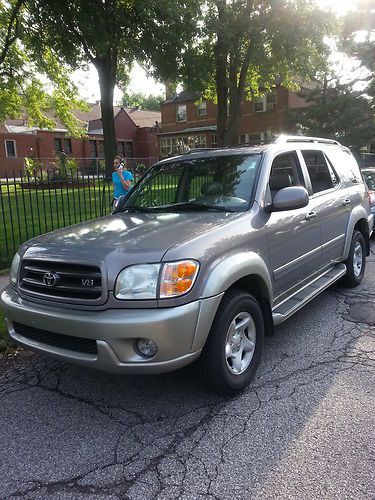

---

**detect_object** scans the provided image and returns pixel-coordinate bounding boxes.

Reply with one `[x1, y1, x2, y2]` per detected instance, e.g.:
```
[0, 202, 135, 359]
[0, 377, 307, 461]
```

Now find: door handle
[343, 198, 351, 206]
[305, 211, 317, 220]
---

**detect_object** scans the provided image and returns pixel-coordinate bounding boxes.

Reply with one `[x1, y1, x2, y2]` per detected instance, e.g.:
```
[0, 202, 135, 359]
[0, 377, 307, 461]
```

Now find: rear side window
[301, 150, 338, 194]
[325, 149, 362, 185]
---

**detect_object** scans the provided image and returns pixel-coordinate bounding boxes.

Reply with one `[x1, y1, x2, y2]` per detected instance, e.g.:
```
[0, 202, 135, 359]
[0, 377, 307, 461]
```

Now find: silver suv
[1, 136, 373, 394]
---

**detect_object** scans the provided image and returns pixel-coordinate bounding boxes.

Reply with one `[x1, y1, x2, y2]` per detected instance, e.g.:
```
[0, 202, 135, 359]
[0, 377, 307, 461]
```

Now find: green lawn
[0, 179, 114, 269]
[0, 309, 9, 353]
[0, 172, 204, 269]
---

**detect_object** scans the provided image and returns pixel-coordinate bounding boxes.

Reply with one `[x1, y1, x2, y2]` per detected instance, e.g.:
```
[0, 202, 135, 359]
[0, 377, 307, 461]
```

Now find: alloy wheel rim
[353, 241, 363, 277]
[225, 311, 256, 375]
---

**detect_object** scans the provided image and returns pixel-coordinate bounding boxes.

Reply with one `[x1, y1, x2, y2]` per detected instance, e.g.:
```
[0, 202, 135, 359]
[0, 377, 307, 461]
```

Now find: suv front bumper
[0, 286, 223, 374]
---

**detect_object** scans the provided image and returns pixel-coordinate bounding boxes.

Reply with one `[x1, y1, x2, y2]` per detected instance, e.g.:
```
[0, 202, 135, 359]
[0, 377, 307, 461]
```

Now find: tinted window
[325, 149, 362, 185]
[363, 170, 375, 190]
[269, 152, 303, 198]
[301, 150, 338, 193]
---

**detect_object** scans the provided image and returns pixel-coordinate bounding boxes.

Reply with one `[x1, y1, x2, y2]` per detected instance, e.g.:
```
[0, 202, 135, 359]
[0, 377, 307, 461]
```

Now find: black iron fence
[1, 152, 374, 270]
[0, 158, 151, 269]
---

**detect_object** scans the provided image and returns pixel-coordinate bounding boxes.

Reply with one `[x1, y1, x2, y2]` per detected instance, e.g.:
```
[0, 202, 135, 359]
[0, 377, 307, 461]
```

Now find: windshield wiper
[161, 202, 235, 212]
[118, 205, 156, 213]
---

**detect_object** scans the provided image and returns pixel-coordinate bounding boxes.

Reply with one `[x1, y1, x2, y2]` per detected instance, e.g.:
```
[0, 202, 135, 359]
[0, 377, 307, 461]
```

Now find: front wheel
[342, 230, 366, 287]
[198, 290, 264, 395]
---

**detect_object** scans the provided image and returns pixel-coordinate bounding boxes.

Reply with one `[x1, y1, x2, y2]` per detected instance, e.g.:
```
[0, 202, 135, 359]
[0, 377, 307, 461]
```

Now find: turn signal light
[160, 260, 199, 298]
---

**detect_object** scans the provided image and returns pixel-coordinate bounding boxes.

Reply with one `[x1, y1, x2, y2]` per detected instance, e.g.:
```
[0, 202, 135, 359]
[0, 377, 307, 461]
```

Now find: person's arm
[118, 169, 132, 190]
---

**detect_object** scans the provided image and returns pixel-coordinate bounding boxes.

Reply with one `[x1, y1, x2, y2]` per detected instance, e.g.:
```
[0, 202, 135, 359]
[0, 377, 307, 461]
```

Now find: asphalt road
[1, 244, 375, 500]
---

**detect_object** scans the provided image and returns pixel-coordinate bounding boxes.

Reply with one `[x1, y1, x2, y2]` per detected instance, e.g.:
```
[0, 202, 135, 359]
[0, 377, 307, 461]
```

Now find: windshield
[121, 154, 262, 212]
[363, 170, 375, 190]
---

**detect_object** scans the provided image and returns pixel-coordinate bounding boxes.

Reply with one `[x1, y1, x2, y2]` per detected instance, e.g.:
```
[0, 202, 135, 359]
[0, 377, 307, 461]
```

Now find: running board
[272, 264, 347, 325]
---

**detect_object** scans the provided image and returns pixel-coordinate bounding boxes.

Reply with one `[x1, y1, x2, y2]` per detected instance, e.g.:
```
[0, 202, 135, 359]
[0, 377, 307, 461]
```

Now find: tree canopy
[171, 0, 336, 146]
[0, 0, 87, 136]
[120, 91, 164, 112]
[287, 75, 375, 148]
[26, 0, 201, 174]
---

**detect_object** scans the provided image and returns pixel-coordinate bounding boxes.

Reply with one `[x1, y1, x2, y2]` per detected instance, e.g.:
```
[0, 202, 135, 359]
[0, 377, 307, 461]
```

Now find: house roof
[76, 103, 161, 128]
[162, 90, 198, 104]
[3, 103, 161, 133]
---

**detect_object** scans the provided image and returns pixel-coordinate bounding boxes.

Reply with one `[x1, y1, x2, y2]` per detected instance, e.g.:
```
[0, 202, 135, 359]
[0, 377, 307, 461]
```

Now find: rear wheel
[199, 289, 264, 395]
[342, 230, 366, 287]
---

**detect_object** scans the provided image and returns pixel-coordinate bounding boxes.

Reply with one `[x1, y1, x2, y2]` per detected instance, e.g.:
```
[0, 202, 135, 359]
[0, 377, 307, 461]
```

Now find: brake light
[369, 190, 375, 204]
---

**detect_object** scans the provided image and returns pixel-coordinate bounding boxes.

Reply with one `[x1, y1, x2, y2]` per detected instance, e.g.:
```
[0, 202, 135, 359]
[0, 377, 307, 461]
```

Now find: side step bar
[272, 264, 347, 326]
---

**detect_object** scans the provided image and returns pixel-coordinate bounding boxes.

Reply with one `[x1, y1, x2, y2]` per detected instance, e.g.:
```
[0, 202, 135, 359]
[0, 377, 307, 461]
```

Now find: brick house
[0, 104, 161, 176]
[158, 87, 307, 157]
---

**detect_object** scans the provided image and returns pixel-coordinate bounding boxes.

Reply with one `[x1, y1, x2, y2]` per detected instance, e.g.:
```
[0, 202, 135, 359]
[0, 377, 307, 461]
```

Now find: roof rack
[275, 135, 342, 146]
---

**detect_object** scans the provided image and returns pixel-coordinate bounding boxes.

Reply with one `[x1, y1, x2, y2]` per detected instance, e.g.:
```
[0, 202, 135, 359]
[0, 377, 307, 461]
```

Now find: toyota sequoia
[1, 136, 373, 394]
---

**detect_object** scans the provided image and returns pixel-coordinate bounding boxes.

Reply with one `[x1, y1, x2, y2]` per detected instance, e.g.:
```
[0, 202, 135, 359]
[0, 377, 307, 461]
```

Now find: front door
[265, 151, 321, 299]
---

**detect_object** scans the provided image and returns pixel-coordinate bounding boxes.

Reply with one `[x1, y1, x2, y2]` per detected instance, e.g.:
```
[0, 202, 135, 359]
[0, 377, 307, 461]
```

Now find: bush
[24, 158, 48, 181]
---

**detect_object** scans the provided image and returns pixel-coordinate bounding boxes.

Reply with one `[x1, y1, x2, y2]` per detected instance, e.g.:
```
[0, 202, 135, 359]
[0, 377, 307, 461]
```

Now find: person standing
[112, 155, 133, 204]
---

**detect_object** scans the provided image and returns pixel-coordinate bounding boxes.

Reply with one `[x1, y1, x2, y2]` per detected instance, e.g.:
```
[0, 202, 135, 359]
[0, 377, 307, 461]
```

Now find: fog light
[136, 338, 158, 358]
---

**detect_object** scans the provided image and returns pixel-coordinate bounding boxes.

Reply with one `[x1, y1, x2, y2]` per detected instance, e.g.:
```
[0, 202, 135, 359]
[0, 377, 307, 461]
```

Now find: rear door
[265, 151, 322, 299]
[300, 149, 351, 266]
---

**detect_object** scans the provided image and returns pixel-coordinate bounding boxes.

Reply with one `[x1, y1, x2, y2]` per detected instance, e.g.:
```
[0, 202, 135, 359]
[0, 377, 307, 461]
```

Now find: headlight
[114, 259, 200, 300]
[160, 260, 199, 298]
[115, 263, 160, 299]
[9, 253, 20, 285]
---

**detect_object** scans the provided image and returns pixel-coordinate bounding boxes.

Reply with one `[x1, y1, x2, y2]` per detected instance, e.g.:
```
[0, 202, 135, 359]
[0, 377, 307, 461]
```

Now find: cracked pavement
[1, 243, 375, 499]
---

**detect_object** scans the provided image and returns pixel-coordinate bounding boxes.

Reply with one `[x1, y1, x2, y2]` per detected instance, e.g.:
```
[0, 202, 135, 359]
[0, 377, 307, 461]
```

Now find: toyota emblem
[43, 272, 57, 287]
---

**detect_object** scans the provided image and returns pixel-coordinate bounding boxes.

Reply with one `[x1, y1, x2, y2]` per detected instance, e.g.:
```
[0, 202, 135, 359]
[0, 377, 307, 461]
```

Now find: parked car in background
[1, 136, 373, 395]
[362, 168, 375, 217]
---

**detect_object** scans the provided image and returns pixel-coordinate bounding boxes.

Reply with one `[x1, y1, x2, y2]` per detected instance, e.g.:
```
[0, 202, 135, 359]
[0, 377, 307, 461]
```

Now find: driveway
[1, 244, 375, 499]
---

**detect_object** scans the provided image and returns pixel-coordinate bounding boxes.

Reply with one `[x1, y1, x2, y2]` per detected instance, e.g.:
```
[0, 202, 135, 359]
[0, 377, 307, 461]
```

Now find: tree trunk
[214, 0, 228, 148]
[94, 54, 117, 178]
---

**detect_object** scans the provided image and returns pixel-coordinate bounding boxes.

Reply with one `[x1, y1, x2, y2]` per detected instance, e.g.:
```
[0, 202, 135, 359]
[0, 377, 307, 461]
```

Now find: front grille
[19, 260, 102, 300]
[13, 322, 98, 355]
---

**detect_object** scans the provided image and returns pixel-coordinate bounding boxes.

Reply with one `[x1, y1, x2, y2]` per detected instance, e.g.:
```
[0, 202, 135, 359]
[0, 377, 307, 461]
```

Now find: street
[1, 243, 375, 500]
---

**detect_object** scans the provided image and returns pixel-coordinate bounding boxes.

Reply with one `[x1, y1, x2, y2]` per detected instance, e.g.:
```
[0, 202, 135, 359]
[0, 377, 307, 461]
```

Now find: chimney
[165, 82, 177, 100]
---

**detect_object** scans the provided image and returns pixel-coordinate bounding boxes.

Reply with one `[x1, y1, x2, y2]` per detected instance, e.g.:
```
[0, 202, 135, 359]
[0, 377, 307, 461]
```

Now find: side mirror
[267, 186, 309, 212]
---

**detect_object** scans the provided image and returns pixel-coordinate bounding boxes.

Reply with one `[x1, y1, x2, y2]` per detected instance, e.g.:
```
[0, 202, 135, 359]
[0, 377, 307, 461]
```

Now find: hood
[21, 212, 238, 285]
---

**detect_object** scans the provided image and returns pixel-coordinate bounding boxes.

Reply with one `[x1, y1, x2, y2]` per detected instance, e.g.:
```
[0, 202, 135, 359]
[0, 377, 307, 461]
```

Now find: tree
[120, 91, 164, 112]
[177, 0, 335, 147]
[0, 0, 87, 136]
[287, 76, 375, 148]
[28, 0, 200, 175]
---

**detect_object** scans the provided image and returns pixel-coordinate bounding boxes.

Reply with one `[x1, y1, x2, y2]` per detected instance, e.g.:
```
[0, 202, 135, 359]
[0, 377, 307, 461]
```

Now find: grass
[0, 309, 10, 353]
[0, 173, 204, 269]
[0, 178, 114, 269]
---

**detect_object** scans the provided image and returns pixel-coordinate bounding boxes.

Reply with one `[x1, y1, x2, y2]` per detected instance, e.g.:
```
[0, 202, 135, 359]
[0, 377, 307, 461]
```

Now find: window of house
[125, 141, 133, 158]
[161, 138, 172, 157]
[197, 101, 207, 116]
[54, 138, 62, 152]
[98, 140, 104, 158]
[176, 104, 187, 122]
[211, 134, 217, 148]
[301, 150, 338, 194]
[254, 91, 277, 112]
[89, 140, 97, 157]
[194, 135, 206, 148]
[238, 133, 264, 145]
[117, 141, 125, 157]
[5, 140, 16, 158]
[64, 138, 72, 154]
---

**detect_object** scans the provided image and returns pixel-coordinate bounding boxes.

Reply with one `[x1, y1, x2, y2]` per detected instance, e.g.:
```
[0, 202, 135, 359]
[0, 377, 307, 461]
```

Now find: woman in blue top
[112, 155, 133, 202]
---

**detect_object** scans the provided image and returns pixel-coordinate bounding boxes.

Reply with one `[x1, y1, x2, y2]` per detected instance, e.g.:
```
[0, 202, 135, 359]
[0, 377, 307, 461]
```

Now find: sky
[72, 63, 164, 104]
[71, 0, 362, 103]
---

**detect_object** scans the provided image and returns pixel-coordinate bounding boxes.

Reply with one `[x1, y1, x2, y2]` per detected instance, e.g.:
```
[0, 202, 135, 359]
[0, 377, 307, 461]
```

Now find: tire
[342, 230, 366, 287]
[198, 289, 264, 395]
